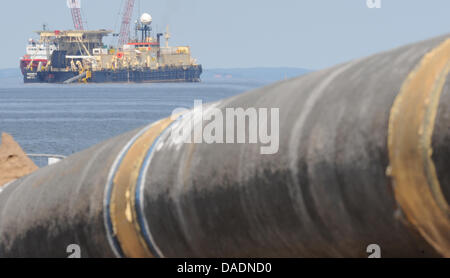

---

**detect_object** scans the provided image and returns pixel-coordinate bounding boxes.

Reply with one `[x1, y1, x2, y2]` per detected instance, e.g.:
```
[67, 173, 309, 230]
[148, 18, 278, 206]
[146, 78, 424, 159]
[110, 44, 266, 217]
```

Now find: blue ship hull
[23, 65, 202, 84]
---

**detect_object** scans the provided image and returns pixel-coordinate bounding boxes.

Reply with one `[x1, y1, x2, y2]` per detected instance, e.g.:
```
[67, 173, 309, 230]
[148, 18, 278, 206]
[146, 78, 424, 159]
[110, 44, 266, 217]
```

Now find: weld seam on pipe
[388, 38, 450, 257]
[103, 116, 180, 258]
[135, 116, 183, 258]
[103, 122, 159, 258]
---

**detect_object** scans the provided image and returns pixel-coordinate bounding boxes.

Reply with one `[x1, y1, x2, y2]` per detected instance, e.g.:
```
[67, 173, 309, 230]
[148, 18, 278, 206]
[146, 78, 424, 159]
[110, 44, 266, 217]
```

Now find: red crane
[118, 0, 136, 47]
[67, 0, 84, 30]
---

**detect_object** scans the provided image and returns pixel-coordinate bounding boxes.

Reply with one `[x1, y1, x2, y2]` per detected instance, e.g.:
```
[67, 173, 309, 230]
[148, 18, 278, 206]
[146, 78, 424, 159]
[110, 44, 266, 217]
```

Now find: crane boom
[67, 0, 84, 30]
[118, 0, 136, 47]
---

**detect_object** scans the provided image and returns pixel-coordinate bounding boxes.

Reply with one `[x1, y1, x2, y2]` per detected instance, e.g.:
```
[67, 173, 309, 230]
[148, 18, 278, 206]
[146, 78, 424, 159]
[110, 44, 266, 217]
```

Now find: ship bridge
[36, 30, 113, 56]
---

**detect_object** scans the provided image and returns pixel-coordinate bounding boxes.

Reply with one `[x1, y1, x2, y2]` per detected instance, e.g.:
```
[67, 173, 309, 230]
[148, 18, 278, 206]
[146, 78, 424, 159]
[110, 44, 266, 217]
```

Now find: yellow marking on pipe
[388, 38, 450, 257]
[110, 117, 175, 258]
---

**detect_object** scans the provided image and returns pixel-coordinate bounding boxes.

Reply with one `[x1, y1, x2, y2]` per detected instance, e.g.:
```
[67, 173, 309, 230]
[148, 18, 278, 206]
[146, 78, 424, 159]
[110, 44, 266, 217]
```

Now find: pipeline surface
[1, 34, 450, 257]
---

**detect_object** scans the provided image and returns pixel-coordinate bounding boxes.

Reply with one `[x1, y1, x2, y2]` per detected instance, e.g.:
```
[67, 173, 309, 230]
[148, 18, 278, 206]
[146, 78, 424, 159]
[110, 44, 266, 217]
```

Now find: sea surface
[0, 77, 266, 162]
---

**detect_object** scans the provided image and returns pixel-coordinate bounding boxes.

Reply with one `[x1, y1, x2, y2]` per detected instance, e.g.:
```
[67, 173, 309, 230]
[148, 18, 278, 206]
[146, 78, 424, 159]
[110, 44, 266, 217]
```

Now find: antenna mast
[165, 26, 171, 48]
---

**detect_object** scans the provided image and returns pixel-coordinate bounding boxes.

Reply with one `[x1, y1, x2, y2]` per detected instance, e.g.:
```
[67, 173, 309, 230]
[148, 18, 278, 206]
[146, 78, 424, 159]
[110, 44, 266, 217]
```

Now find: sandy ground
[0, 133, 38, 187]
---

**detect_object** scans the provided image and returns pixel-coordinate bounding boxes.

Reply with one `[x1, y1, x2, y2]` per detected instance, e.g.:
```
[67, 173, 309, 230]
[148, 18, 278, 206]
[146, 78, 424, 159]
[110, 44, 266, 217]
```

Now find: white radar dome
[140, 13, 152, 25]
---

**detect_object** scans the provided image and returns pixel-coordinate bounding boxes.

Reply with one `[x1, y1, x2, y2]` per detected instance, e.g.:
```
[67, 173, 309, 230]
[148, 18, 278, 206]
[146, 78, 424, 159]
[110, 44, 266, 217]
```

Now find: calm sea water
[0, 78, 265, 159]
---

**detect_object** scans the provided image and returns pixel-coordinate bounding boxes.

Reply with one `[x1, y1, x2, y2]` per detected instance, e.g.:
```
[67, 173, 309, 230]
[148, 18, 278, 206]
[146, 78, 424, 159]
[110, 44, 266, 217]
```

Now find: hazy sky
[0, 0, 449, 70]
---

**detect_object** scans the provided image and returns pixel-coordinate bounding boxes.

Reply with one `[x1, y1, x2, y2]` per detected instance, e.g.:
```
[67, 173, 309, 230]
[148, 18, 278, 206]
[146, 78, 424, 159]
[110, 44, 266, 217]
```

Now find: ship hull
[23, 65, 203, 84]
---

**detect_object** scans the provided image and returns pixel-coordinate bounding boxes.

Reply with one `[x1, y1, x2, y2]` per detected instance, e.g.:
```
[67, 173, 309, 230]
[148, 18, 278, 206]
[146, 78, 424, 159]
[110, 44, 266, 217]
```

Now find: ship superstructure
[20, 39, 57, 76]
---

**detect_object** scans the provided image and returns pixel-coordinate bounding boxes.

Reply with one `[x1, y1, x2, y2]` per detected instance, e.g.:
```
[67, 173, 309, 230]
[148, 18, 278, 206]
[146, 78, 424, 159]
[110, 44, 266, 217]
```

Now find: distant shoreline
[0, 67, 312, 84]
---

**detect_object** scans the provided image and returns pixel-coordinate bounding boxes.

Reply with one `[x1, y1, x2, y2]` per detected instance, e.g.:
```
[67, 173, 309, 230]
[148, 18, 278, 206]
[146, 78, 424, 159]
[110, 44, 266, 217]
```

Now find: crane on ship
[117, 0, 136, 47]
[67, 0, 84, 30]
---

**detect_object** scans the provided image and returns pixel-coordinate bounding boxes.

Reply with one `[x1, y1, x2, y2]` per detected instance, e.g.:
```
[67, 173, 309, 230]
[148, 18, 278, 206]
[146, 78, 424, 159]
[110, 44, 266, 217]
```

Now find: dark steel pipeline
[1, 34, 450, 258]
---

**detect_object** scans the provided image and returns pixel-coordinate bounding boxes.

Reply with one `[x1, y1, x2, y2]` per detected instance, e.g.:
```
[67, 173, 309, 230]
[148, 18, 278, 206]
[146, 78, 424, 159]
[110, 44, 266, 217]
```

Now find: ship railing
[27, 154, 67, 168]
